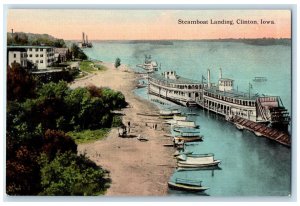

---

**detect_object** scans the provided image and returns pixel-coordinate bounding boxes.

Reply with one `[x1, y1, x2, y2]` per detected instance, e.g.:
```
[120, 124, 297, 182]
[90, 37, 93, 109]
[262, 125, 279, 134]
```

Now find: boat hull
[177, 160, 221, 168]
[168, 182, 209, 192]
[176, 165, 221, 171]
[174, 136, 203, 142]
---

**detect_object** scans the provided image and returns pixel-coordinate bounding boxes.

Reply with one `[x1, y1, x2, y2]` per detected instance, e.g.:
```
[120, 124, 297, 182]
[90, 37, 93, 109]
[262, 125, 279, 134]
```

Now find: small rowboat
[168, 178, 209, 192]
[177, 160, 221, 168]
[235, 123, 244, 130]
[174, 136, 203, 142]
[177, 153, 221, 168]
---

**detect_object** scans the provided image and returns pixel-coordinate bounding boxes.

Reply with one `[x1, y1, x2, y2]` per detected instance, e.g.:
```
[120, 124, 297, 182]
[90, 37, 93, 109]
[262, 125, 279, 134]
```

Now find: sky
[7, 9, 291, 40]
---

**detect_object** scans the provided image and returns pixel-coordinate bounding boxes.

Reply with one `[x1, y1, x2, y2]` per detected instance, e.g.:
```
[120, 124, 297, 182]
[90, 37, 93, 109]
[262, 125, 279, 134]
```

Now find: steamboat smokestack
[86, 35, 88, 44]
[207, 69, 211, 88]
[82, 32, 85, 44]
[219, 68, 222, 79]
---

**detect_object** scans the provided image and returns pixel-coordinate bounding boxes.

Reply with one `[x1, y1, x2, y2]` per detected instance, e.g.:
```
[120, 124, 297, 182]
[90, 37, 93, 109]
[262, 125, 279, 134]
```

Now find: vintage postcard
[6, 8, 292, 197]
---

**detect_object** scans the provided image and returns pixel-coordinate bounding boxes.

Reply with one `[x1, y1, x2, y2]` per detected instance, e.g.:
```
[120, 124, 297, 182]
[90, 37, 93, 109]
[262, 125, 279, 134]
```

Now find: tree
[37, 81, 69, 100]
[7, 63, 36, 102]
[70, 43, 80, 59]
[11, 33, 29, 45]
[42, 129, 77, 161]
[38, 152, 110, 195]
[70, 44, 87, 60]
[6, 144, 41, 195]
[114, 58, 121, 68]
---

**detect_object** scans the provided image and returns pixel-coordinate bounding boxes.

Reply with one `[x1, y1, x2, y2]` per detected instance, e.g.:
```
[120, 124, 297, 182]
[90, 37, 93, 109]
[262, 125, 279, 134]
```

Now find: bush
[112, 115, 123, 127]
[38, 152, 110, 195]
[114, 58, 121, 68]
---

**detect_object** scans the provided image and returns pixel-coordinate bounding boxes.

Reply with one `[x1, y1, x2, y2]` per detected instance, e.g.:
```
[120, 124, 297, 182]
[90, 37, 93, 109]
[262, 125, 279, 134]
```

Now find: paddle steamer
[148, 69, 290, 131]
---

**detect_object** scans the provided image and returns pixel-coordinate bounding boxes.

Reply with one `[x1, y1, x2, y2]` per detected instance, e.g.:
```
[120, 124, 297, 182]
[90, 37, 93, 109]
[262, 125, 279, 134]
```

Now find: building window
[40, 48, 43, 51]
[29, 48, 32, 51]
[13, 54, 16, 58]
[40, 54, 43, 57]
[29, 54, 32, 57]
[36, 60, 39, 63]
[35, 48, 38, 52]
[40, 60, 43, 63]
[36, 54, 39, 57]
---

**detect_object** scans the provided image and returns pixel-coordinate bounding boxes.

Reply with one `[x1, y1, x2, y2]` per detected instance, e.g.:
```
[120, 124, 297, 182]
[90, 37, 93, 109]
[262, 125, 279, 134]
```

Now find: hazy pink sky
[7, 10, 291, 40]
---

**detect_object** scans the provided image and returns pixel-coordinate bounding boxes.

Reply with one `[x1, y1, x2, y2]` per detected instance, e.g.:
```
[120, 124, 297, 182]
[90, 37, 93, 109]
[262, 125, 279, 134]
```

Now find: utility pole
[11, 29, 14, 45]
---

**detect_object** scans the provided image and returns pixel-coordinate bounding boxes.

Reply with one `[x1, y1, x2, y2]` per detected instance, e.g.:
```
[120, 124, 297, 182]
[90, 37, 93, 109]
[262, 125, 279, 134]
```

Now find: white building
[7, 47, 27, 68]
[8, 46, 55, 70]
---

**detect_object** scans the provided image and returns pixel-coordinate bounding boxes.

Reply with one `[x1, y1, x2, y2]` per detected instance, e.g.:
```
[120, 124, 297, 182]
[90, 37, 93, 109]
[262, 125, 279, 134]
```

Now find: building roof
[149, 73, 202, 85]
[219, 78, 234, 82]
[8, 45, 54, 49]
[7, 47, 27, 52]
[54, 47, 69, 55]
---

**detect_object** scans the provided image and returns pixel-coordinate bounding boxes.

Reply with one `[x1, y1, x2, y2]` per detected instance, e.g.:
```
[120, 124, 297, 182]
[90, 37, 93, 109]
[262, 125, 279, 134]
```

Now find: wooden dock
[230, 116, 291, 147]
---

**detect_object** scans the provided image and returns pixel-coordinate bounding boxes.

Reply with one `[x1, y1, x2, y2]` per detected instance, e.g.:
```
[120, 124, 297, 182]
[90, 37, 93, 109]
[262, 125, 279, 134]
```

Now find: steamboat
[78, 32, 93, 48]
[148, 69, 290, 134]
[136, 55, 159, 73]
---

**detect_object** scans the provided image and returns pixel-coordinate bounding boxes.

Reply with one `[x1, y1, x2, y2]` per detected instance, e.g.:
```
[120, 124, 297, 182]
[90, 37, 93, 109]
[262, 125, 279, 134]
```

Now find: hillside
[7, 32, 66, 47]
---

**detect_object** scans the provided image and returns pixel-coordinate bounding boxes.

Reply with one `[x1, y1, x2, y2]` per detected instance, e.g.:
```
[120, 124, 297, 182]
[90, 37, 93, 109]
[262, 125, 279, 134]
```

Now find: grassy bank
[80, 60, 107, 73]
[67, 128, 111, 144]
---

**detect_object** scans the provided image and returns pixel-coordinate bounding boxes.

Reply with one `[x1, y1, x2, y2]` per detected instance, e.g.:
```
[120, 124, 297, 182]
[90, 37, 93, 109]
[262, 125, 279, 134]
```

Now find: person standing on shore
[128, 121, 131, 133]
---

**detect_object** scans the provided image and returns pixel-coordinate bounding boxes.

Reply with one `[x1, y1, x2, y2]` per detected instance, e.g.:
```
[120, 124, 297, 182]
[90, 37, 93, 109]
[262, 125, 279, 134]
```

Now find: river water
[83, 41, 291, 196]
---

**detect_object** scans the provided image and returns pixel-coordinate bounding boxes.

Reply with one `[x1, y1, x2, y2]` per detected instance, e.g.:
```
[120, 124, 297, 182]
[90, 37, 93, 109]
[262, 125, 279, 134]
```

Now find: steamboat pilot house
[200, 69, 290, 129]
[148, 71, 204, 107]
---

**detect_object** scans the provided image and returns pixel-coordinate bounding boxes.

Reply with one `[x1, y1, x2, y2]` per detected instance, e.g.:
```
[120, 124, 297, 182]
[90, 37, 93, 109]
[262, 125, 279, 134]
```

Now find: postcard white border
[0, 2, 298, 205]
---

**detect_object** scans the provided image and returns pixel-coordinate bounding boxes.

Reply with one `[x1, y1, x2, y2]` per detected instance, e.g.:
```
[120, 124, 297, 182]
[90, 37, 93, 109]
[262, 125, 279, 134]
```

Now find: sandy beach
[70, 62, 176, 196]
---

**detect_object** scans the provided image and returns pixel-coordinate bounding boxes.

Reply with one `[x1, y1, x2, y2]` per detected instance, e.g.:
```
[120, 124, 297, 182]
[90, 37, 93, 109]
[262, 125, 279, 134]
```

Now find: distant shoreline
[67, 38, 291, 46]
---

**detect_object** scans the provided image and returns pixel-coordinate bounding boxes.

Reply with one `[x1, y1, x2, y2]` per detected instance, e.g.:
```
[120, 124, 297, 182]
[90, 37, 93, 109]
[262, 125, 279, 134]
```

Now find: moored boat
[177, 153, 221, 168]
[172, 120, 199, 128]
[254, 131, 263, 137]
[174, 136, 203, 142]
[235, 123, 244, 130]
[177, 161, 221, 168]
[173, 115, 187, 121]
[173, 127, 203, 143]
[168, 178, 209, 192]
[159, 108, 181, 116]
[136, 55, 158, 73]
[176, 165, 222, 172]
[173, 127, 200, 133]
[149, 69, 290, 132]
